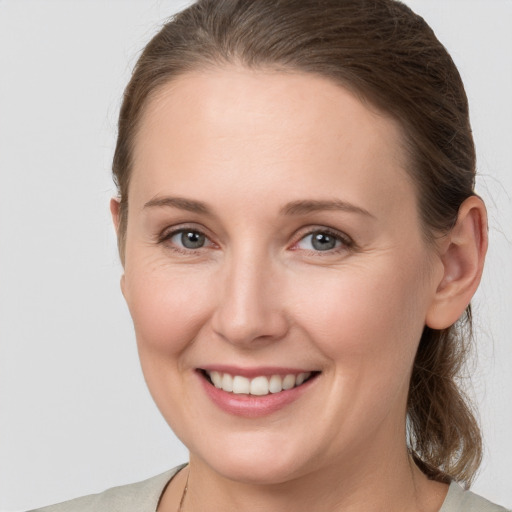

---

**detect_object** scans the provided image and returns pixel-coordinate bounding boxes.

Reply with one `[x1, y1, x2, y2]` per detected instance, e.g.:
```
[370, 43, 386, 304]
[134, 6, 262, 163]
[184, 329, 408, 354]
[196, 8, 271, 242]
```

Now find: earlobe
[110, 197, 121, 234]
[425, 196, 488, 330]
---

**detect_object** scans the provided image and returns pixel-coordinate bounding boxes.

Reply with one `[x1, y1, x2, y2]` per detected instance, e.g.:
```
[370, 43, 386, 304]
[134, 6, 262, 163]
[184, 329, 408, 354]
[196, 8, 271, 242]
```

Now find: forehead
[130, 66, 415, 216]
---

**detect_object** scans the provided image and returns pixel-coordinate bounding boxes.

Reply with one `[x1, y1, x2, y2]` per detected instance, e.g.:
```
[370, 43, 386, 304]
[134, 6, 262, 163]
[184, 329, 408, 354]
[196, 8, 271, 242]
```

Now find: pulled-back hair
[113, 0, 481, 486]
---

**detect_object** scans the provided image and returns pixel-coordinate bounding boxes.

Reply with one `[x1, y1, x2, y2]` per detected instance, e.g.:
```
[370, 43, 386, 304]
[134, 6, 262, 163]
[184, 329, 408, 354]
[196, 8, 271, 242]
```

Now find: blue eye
[170, 230, 207, 249]
[296, 230, 345, 252]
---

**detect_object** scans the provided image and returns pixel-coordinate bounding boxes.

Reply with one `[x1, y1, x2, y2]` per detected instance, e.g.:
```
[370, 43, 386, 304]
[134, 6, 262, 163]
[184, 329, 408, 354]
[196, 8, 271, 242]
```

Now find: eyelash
[157, 225, 354, 256]
[291, 228, 354, 255]
[157, 225, 215, 255]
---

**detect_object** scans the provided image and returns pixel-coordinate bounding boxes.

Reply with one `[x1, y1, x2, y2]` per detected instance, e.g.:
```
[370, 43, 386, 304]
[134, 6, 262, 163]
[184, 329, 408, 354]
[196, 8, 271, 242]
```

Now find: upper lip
[199, 365, 318, 378]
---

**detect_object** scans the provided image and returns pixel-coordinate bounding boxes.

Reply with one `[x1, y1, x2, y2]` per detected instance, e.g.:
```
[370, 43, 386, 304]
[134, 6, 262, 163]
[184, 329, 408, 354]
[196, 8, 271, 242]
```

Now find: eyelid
[158, 224, 216, 251]
[290, 226, 354, 252]
[156, 223, 354, 254]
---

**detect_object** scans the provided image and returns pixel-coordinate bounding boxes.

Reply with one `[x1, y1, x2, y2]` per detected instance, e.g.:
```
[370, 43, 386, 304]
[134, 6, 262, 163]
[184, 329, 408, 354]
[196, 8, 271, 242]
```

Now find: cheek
[291, 260, 428, 375]
[123, 261, 216, 357]
[123, 262, 219, 424]
[288, 261, 431, 439]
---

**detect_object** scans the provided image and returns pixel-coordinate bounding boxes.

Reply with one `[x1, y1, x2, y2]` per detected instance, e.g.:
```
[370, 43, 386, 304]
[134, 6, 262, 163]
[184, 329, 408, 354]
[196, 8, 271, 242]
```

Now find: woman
[29, 0, 508, 510]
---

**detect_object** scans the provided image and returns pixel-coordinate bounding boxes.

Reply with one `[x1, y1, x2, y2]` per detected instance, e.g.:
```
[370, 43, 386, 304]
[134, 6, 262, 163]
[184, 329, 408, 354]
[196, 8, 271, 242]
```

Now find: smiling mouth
[200, 369, 319, 396]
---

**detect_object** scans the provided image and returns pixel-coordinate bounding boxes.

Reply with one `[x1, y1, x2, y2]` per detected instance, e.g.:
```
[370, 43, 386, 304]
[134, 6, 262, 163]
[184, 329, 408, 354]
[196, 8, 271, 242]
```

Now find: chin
[208, 455, 309, 485]
[188, 430, 317, 485]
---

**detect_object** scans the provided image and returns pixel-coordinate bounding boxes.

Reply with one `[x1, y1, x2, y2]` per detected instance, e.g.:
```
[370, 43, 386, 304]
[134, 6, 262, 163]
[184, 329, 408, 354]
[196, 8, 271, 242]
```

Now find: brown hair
[113, 0, 481, 486]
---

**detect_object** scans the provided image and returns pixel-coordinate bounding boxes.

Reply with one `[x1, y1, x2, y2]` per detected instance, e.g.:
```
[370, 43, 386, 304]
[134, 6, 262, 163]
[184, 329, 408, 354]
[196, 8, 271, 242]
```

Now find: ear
[110, 197, 126, 294]
[425, 195, 488, 329]
[110, 197, 121, 234]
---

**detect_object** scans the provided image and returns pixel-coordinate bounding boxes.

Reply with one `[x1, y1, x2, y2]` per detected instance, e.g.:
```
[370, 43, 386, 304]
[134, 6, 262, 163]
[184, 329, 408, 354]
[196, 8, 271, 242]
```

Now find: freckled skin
[118, 67, 452, 511]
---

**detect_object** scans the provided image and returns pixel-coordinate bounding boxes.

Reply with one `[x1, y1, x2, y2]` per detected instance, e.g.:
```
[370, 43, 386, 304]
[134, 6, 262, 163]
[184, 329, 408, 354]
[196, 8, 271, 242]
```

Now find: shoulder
[27, 466, 185, 512]
[441, 481, 510, 512]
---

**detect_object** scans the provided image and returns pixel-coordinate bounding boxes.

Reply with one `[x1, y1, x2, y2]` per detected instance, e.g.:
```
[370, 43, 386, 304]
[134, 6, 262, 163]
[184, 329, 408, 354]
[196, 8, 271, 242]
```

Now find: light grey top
[28, 465, 509, 512]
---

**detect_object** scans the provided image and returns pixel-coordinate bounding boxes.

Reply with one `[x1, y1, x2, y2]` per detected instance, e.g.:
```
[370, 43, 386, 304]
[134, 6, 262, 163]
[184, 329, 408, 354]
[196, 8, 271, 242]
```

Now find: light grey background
[0, 1, 510, 510]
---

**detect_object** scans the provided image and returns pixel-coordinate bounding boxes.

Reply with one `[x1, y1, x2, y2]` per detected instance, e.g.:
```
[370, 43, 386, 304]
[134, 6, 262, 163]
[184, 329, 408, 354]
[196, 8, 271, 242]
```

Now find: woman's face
[120, 67, 442, 483]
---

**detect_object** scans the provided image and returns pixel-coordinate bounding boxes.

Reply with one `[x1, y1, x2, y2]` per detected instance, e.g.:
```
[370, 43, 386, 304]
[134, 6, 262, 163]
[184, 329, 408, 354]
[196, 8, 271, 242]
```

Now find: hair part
[113, 0, 481, 486]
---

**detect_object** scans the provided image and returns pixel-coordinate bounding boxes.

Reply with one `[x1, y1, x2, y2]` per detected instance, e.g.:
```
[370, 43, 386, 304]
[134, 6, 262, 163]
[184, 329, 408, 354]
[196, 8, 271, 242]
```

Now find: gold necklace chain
[177, 468, 190, 512]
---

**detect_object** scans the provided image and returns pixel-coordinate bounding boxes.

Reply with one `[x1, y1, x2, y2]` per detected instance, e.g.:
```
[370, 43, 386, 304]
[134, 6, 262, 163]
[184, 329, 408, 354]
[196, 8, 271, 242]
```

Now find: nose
[211, 249, 289, 348]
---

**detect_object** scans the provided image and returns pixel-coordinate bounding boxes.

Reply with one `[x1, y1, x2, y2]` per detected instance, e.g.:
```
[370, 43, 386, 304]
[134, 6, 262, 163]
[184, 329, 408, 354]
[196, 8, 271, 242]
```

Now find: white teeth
[282, 374, 296, 390]
[206, 371, 313, 396]
[210, 371, 222, 388]
[250, 376, 269, 396]
[232, 375, 250, 394]
[296, 372, 307, 386]
[268, 375, 283, 393]
[221, 373, 233, 392]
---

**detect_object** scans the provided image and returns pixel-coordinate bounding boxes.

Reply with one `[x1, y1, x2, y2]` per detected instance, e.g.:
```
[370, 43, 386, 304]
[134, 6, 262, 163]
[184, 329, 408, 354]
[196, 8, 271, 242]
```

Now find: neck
[179, 437, 447, 512]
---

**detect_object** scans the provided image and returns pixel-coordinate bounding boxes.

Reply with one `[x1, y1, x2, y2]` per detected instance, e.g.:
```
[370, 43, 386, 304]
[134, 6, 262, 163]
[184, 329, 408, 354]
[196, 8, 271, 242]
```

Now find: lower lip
[198, 372, 318, 418]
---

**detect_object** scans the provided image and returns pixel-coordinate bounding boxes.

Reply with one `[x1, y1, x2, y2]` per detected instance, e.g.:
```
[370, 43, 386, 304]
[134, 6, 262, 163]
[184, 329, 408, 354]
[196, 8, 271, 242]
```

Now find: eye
[162, 228, 212, 251]
[175, 230, 206, 249]
[295, 229, 349, 252]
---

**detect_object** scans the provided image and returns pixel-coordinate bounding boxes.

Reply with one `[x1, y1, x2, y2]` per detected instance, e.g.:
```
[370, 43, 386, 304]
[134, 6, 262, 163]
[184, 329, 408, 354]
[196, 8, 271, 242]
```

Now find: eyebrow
[143, 196, 374, 218]
[280, 199, 374, 218]
[143, 196, 211, 214]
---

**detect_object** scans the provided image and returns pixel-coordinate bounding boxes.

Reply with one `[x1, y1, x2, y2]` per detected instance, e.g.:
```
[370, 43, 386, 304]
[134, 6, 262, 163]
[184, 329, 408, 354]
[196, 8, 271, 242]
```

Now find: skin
[111, 67, 487, 511]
